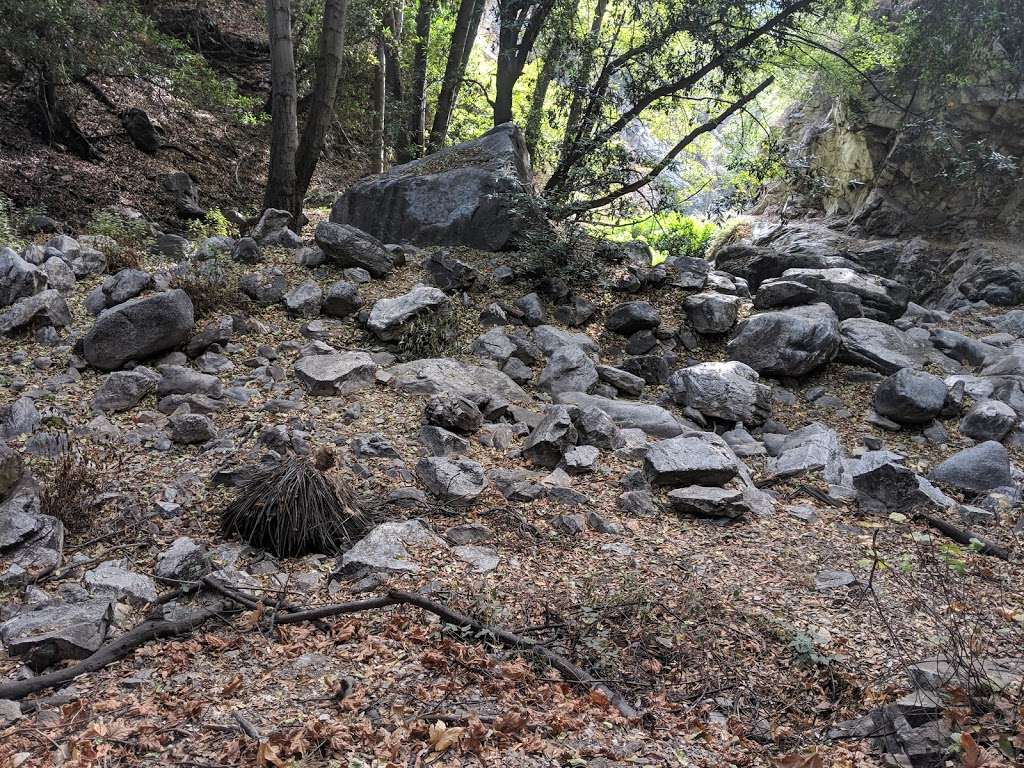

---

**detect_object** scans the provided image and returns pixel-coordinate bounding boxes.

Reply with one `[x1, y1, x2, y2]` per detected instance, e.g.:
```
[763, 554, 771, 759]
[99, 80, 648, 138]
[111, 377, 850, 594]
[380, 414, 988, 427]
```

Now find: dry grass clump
[171, 261, 250, 320]
[38, 436, 114, 534]
[221, 456, 365, 558]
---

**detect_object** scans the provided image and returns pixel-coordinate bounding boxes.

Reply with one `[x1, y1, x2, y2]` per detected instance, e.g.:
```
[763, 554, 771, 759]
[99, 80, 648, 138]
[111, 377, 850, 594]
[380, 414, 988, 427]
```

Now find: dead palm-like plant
[220, 455, 364, 558]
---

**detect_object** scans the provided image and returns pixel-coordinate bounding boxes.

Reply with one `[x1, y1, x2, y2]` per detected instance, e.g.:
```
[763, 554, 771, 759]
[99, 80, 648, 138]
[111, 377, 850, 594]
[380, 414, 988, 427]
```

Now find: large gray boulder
[928, 442, 1012, 494]
[0, 249, 47, 307]
[761, 267, 908, 321]
[314, 222, 394, 278]
[669, 361, 771, 426]
[683, 292, 740, 335]
[388, 357, 527, 401]
[330, 122, 537, 250]
[960, 400, 1018, 442]
[0, 290, 71, 335]
[82, 290, 195, 370]
[838, 318, 932, 374]
[367, 286, 449, 340]
[727, 304, 840, 377]
[416, 457, 487, 501]
[538, 346, 598, 394]
[1, 598, 112, 670]
[644, 435, 739, 488]
[873, 368, 947, 425]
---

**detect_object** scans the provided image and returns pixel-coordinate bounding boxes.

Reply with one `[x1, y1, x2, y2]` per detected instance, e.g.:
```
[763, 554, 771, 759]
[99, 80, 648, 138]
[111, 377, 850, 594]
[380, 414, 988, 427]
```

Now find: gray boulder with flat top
[82, 290, 195, 370]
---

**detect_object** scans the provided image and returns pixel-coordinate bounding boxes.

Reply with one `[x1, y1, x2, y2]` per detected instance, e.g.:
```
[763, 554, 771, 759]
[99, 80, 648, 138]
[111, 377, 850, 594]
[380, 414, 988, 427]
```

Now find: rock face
[727, 304, 840, 377]
[294, 352, 377, 395]
[314, 222, 394, 278]
[928, 442, 1012, 494]
[82, 290, 195, 370]
[758, 267, 908, 321]
[872, 368, 947, 425]
[330, 123, 536, 251]
[644, 436, 739, 487]
[416, 457, 487, 501]
[669, 361, 772, 426]
[367, 286, 449, 340]
[1, 598, 113, 671]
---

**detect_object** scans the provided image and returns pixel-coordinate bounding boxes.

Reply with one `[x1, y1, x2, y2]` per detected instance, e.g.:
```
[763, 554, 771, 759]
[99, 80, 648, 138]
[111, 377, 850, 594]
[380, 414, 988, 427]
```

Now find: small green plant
[85, 210, 151, 271]
[186, 209, 233, 241]
[618, 211, 716, 264]
[0, 194, 27, 250]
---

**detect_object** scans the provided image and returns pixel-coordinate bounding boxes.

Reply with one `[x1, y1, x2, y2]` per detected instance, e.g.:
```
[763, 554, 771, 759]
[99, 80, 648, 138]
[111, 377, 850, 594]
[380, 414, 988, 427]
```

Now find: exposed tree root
[916, 511, 1012, 561]
[0, 586, 643, 721]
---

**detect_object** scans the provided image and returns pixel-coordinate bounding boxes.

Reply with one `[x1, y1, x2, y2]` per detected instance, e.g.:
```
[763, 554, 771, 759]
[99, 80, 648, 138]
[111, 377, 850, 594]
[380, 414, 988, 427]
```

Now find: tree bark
[428, 0, 484, 151]
[383, 5, 404, 106]
[292, 0, 350, 222]
[264, 0, 300, 213]
[399, 0, 433, 161]
[559, 0, 607, 162]
[372, 37, 387, 174]
[524, 33, 564, 158]
[494, 0, 555, 126]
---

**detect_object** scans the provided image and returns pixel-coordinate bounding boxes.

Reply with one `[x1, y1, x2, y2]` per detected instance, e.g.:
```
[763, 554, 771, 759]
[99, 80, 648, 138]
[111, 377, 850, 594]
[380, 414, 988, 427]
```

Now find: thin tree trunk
[264, 0, 300, 213]
[292, 0, 350, 222]
[383, 5, 404, 105]
[559, 0, 607, 166]
[524, 34, 563, 158]
[372, 37, 387, 173]
[428, 0, 484, 151]
[400, 0, 433, 162]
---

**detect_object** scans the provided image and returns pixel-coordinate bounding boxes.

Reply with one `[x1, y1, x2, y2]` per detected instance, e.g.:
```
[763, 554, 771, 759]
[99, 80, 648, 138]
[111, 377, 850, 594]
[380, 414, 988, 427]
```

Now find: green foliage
[186, 210, 234, 241]
[619, 213, 717, 263]
[0, 194, 26, 251]
[85, 211, 150, 248]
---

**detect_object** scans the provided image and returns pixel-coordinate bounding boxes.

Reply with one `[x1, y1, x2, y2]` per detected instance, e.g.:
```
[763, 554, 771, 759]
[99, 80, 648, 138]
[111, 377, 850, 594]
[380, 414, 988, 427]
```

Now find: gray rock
[419, 425, 470, 456]
[816, 570, 856, 590]
[453, 544, 499, 572]
[330, 123, 537, 250]
[522, 405, 578, 468]
[669, 361, 771, 426]
[0, 598, 112, 670]
[684, 292, 740, 335]
[929, 442, 1012, 494]
[83, 290, 195, 371]
[340, 520, 447, 574]
[283, 280, 323, 318]
[768, 422, 845, 485]
[157, 365, 222, 398]
[766, 267, 908, 321]
[727, 304, 839, 377]
[41, 257, 76, 292]
[231, 237, 261, 264]
[445, 523, 493, 545]
[605, 301, 660, 335]
[753, 279, 820, 309]
[514, 292, 545, 326]
[0, 442, 22, 500]
[423, 251, 477, 293]
[0, 249, 47, 307]
[563, 445, 599, 473]
[838, 317, 930, 374]
[84, 560, 158, 605]
[162, 172, 204, 219]
[250, 208, 292, 243]
[425, 393, 483, 434]
[595, 365, 644, 397]
[295, 352, 377, 396]
[322, 281, 362, 318]
[240, 269, 288, 304]
[314, 221, 394, 278]
[92, 368, 159, 412]
[553, 296, 596, 327]
[532, 324, 600, 356]
[0, 397, 41, 442]
[388, 357, 527, 401]
[367, 286, 449, 340]
[644, 436, 739, 487]
[853, 461, 953, 514]
[0, 290, 71, 335]
[555, 392, 683, 438]
[471, 328, 516, 364]
[154, 537, 211, 583]
[102, 268, 152, 307]
[415, 457, 487, 501]
[574, 406, 619, 449]
[539, 345, 598, 394]
[960, 400, 1018, 442]
[667, 486, 749, 519]
[169, 413, 218, 444]
[873, 368, 947, 425]
[619, 490, 657, 516]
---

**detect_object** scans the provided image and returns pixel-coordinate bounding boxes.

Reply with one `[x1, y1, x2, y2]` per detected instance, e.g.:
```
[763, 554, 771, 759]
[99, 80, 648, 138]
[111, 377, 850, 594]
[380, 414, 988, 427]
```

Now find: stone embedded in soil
[294, 351, 377, 396]
[644, 436, 739, 488]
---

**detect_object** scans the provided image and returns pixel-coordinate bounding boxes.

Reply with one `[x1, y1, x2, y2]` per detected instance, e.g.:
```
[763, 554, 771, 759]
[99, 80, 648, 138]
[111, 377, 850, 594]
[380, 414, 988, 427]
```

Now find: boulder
[101, 269, 152, 307]
[0, 598, 112, 671]
[532, 325, 600, 356]
[161, 171, 204, 219]
[92, 368, 160, 412]
[314, 221, 394, 278]
[928, 442, 1012, 494]
[250, 208, 292, 243]
[330, 122, 537, 250]
[82, 290, 195, 370]
[768, 422, 845, 485]
[853, 461, 953, 514]
[0, 290, 71, 335]
[339, 520, 447, 574]
[669, 361, 772, 426]
[423, 252, 477, 293]
[425, 393, 484, 434]
[387, 357, 527, 401]
[283, 280, 323, 318]
[605, 301, 660, 335]
[294, 352, 377, 395]
[322, 281, 363, 318]
[155, 537, 211, 583]
[538, 345, 598, 394]
[240, 270, 287, 304]
[522, 405, 578, 468]
[157, 365, 222, 398]
[683, 292, 740, 335]
[416, 457, 487, 501]
[838, 318, 932, 374]
[84, 560, 158, 605]
[555, 392, 683, 438]
[169, 413, 218, 444]
[727, 303, 840, 377]
[644, 435, 739, 487]
[960, 400, 1018, 442]
[367, 286, 449, 340]
[0, 248, 47, 307]
[764, 267, 908, 321]
[667, 486, 749, 519]
[873, 368, 947, 425]
[0, 483, 64, 585]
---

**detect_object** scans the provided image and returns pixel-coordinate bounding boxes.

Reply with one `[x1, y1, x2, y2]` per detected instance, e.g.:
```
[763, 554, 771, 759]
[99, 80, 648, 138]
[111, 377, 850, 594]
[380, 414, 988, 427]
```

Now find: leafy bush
[603, 212, 716, 265]
[186, 209, 234, 241]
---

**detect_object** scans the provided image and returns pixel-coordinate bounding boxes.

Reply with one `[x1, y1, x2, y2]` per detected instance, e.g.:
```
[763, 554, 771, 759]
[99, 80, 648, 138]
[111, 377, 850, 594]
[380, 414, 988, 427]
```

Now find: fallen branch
[0, 601, 237, 701]
[916, 511, 1011, 561]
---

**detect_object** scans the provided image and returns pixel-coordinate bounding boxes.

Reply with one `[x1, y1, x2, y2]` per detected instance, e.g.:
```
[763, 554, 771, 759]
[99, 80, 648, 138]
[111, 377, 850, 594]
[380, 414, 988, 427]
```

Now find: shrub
[170, 260, 249, 320]
[221, 456, 365, 557]
[38, 436, 118, 534]
[186, 209, 233, 241]
[397, 306, 461, 360]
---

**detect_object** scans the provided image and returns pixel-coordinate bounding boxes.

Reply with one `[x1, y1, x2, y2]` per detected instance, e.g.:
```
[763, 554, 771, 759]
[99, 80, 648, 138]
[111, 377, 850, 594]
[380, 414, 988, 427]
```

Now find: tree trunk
[264, 0, 300, 214]
[559, 0, 607, 165]
[494, 63, 517, 125]
[428, 0, 484, 152]
[383, 5, 404, 106]
[399, 0, 433, 162]
[292, 0, 350, 222]
[35, 65, 95, 161]
[372, 37, 387, 174]
[494, 0, 555, 127]
[524, 34, 563, 158]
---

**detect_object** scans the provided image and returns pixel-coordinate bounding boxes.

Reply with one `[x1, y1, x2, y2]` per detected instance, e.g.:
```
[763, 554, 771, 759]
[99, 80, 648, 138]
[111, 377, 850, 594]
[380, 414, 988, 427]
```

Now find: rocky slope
[0, 127, 1022, 766]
